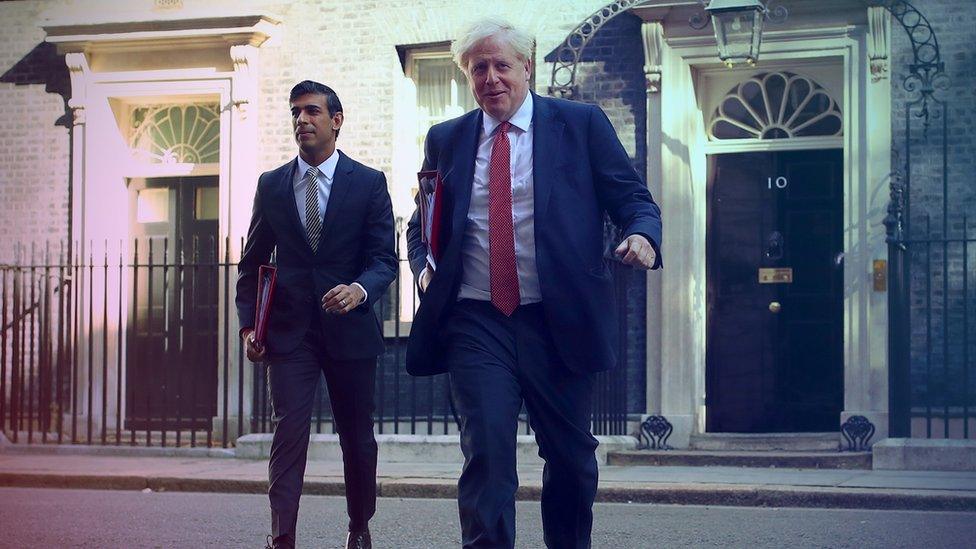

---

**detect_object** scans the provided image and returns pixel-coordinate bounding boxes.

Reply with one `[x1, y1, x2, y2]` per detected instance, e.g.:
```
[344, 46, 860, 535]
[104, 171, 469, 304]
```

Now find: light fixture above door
[691, 0, 789, 68]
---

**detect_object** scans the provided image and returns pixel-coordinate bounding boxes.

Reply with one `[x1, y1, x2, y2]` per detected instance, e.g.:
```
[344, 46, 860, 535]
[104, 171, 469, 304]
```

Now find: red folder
[417, 170, 445, 268]
[254, 264, 277, 346]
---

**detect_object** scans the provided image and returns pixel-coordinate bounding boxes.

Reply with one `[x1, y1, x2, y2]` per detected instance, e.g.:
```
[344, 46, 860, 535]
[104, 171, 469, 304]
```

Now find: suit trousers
[266, 317, 377, 547]
[443, 299, 599, 549]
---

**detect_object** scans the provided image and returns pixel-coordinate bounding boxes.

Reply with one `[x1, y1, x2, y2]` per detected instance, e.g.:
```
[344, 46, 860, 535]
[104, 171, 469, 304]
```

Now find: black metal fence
[888, 93, 976, 439]
[1, 236, 633, 448]
[886, 1, 973, 440]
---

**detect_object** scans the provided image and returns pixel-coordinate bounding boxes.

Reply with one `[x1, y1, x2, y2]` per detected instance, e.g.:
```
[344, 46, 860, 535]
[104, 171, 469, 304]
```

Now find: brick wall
[0, 0, 70, 264]
[573, 12, 649, 413]
[890, 0, 976, 422]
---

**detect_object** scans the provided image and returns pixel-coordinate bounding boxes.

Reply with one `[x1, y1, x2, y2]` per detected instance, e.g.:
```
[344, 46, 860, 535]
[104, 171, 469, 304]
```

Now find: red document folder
[417, 170, 445, 268]
[254, 264, 277, 346]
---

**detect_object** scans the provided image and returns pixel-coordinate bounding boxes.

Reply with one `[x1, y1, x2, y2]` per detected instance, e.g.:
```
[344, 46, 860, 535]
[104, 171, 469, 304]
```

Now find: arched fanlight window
[129, 104, 220, 164]
[708, 72, 842, 140]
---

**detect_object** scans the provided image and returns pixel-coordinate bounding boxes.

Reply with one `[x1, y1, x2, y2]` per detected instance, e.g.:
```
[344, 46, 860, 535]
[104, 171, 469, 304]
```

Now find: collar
[296, 149, 339, 183]
[482, 92, 533, 137]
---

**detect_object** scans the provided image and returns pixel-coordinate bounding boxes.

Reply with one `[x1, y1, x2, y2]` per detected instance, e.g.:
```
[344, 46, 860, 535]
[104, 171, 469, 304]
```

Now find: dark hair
[289, 80, 343, 136]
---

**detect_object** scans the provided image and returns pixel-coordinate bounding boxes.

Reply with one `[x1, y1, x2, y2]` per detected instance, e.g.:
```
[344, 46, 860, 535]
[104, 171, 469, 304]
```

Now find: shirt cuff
[351, 282, 368, 305]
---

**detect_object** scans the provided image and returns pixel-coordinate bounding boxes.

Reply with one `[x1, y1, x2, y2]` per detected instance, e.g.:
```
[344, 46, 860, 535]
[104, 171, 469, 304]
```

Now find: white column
[65, 52, 88, 250]
[658, 40, 709, 448]
[216, 44, 262, 439]
[65, 52, 99, 435]
[641, 21, 664, 418]
[842, 6, 891, 441]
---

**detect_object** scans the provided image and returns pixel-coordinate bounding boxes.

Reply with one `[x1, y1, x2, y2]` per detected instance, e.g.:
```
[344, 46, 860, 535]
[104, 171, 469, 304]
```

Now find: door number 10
[767, 176, 788, 189]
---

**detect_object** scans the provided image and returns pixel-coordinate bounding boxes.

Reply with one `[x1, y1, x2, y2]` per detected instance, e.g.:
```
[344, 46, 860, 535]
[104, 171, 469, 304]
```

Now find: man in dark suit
[406, 19, 662, 549]
[237, 80, 396, 549]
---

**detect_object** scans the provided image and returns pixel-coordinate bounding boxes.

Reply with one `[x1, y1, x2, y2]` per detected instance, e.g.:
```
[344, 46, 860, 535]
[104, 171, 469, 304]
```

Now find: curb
[0, 443, 237, 459]
[2, 473, 974, 512]
[608, 450, 873, 470]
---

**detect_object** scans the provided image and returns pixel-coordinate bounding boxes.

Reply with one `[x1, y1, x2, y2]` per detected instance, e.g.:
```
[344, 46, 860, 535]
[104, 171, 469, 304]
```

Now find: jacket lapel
[320, 151, 354, 244]
[447, 110, 482, 248]
[532, 93, 564, 225]
[277, 159, 316, 258]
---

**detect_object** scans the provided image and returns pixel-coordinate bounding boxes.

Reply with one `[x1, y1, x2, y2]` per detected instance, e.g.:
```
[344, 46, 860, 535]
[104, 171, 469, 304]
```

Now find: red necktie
[488, 121, 520, 316]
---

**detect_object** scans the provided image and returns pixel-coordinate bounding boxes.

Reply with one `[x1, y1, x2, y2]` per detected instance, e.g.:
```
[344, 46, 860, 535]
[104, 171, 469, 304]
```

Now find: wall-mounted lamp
[691, 0, 788, 68]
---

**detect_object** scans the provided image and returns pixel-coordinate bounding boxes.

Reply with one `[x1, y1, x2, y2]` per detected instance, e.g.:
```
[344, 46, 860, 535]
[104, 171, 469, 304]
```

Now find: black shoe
[345, 529, 372, 549]
[266, 534, 295, 549]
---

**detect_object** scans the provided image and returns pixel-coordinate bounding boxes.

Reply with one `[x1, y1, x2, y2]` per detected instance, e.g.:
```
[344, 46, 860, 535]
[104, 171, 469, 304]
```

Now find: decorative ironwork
[548, 0, 657, 99]
[708, 71, 842, 140]
[841, 415, 876, 451]
[765, 2, 788, 24]
[882, 158, 906, 245]
[689, 0, 711, 30]
[636, 415, 673, 450]
[548, 0, 944, 125]
[877, 1, 949, 137]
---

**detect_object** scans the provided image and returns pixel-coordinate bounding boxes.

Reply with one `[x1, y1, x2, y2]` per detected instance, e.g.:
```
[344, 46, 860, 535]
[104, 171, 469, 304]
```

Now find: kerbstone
[235, 433, 636, 465]
[873, 438, 976, 472]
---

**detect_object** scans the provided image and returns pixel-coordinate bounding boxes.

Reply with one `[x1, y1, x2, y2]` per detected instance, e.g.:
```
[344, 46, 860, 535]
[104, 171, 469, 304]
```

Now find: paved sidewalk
[1, 448, 975, 512]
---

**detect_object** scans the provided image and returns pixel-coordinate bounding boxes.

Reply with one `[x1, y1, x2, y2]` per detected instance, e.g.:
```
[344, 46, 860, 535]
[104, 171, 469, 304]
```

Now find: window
[411, 54, 478, 153]
[708, 72, 842, 140]
[129, 103, 220, 164]
[388, 47, 478, 328]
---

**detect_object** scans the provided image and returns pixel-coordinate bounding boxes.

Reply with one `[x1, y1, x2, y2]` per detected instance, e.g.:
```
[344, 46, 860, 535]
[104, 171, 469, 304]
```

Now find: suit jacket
[236, 151, 396, 360]
[405, 93, 662, 376]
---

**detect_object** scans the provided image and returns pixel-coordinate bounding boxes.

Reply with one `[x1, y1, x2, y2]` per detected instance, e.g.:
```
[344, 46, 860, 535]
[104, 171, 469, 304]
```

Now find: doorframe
[62, 71, 259, 439]
[650, 23, 891, 447]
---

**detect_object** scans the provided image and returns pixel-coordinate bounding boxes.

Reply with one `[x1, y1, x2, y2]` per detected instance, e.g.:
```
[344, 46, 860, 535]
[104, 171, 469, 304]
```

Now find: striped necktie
[303, 166, 322, 251]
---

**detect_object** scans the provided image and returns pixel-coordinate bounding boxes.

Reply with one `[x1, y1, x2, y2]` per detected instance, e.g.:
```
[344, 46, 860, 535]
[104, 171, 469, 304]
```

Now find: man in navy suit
[406, 19, 662, 549]
[237, 80, 396, 549]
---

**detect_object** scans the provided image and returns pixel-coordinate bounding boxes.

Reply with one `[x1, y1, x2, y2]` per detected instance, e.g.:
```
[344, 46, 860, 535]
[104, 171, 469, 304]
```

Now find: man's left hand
[322, 284, 365, 315]
[614, 234, 657, 270]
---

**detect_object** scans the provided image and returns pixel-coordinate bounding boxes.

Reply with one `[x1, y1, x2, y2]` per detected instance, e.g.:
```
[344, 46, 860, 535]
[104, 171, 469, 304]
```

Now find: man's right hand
[242, 329, 267, 362]
[419, 263, 433, 293]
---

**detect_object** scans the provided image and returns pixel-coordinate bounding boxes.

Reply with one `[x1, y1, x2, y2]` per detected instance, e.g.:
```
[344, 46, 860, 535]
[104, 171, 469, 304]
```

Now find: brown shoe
[345, 529, 372, 549]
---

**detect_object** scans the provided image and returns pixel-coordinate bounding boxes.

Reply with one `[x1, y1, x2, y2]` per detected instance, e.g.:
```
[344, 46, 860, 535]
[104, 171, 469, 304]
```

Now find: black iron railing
[883, 1, 974, 440]
[1, 235, 634, 448]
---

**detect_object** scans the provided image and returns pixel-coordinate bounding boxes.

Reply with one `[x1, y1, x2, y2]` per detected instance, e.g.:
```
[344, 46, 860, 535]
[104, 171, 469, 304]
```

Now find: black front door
[126, 176, 219, 430]
[706, 150, 843, 433]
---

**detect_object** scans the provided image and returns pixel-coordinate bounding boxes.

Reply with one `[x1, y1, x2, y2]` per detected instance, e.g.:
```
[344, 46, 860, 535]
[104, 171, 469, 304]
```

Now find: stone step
[236, 433, 637, 465]
[689, 432, 841, 452]
[608, 450, 872, 469]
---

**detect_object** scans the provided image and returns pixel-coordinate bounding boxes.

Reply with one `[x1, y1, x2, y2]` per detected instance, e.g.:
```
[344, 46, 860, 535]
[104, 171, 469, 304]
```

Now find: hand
[614, 234, 657, 270]
[418, 263, 433, 293]
[322, 283, 365, 315]
[242, 329, 267, 362]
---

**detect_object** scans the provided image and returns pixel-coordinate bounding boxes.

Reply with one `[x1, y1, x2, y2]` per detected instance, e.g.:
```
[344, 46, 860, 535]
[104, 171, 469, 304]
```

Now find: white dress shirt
[458, 92, 541, 304]
[294, 150, 367, 304]
[294, 150, 338, 228]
